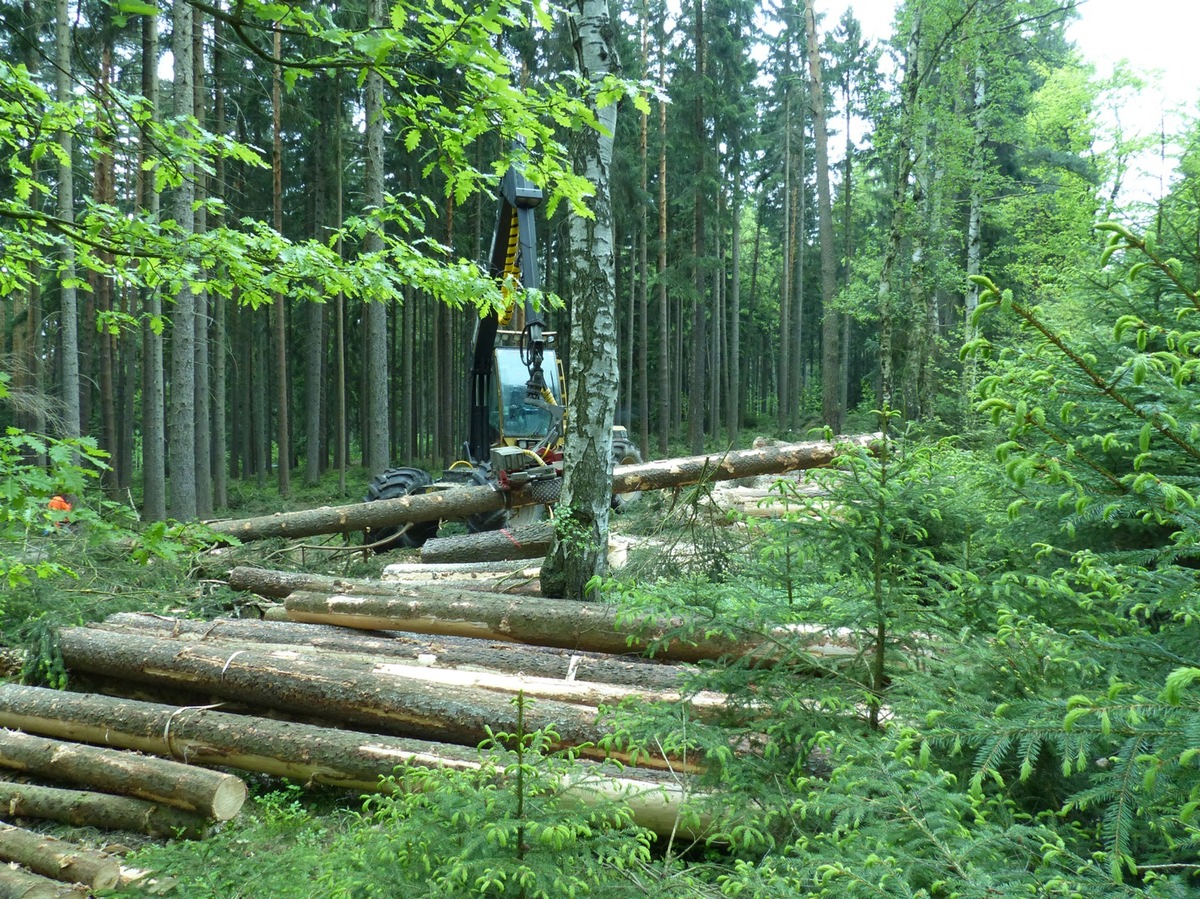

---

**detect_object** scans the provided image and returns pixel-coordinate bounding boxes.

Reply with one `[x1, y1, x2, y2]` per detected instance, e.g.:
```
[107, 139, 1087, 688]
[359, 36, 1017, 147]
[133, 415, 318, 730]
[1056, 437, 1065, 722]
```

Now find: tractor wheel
[611, 439, 643, 512]
[363, 467, 438, 551]
[464, 466, 510, 534]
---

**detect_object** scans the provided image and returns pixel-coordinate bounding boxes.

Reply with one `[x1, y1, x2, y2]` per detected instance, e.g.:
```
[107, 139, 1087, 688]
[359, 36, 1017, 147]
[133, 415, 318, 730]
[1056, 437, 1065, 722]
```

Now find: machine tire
[363, 467, 439, 551]
[464, 466, 509, 534]
[611, 439, 643, 512]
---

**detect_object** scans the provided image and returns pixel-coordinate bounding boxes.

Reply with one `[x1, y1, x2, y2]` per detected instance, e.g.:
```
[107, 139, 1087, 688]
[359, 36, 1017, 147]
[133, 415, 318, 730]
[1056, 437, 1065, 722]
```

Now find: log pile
[0, 725, 242, 892]
[8, 565, 816, 851]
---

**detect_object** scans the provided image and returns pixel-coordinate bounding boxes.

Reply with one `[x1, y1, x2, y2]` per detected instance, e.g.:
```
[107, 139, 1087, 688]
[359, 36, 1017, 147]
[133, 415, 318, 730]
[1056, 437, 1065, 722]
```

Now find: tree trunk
[168, 0, 197, 518]
[728, 179, 742, 447]
[53, 631, 677, 770]
[541, 0, 623, 599]
[193, 8, 213, 518]
[280, 585, 858, 669]
[140, 9, 166, 521]
[0, 686, 706, 840]
[0, 684, 484, 796]
[363, 0, 390, 477]
[211, 22, 228, 510]
[963, 60, 986, 410]
[878, 7, 922, 415]
[0, 778, 207, 840]
[805, 0, 842, 434]
[0, 729, 245, 820]
[688, 0, 708, 456]
[422, 522, 553, 564]
[96, 612, 693, 690]
[656, 24, 670, 457]
[0, 864, 89, 898]
[638, 14, 651, 459]
[55, 0, 80, 441]
[0, 823, 119, 892]
[272, 24, 291, 498]
[93, 36, 119, 495]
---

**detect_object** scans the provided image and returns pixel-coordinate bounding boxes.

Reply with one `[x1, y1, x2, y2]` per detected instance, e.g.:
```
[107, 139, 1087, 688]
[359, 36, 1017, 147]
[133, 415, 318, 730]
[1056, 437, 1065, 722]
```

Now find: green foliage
[0, 422, 107, 589]
[317, 694, 652, 898]
[110, 785, 342, 898]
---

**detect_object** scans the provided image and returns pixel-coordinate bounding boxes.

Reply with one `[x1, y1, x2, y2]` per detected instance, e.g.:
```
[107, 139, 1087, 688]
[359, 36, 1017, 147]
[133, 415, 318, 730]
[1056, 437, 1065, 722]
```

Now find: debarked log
[0, 865, 90, 898]
[96, 613, 694, 692]
[0, 778, 208, 839]
[419, 522, 554, 564]
[0, 685, 710, 839]
[0, 729, 245, 821]
[205, 435, 876, 544]
[54, 629, 689, 771]
[0, 822, 120, 891]
[283, 587, 859, 668]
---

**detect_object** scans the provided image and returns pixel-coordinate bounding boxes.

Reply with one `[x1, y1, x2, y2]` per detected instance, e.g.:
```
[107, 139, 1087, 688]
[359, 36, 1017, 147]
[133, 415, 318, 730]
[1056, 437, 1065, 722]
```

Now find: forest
[2, 0, 1200, 895]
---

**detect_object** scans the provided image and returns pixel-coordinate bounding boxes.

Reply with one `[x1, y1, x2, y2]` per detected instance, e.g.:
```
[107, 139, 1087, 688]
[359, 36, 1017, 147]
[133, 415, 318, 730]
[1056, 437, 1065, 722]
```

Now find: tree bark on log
[0, 684, 485, 792]
[54, 629, 688, 771]
[207, 435, 875, 543]
[0, 778, 208, 839]
[96, 613, 693, 691]
[0, 865, 89, 898]
[82, 624, 708, 709]
[0, 729, 246, 821]
[420, 522, 554, 564]
[0, 686, 709, 839]
[226, 563, 541, 598]
[0, 822, 120, 891]
[283, 587, 857, 667]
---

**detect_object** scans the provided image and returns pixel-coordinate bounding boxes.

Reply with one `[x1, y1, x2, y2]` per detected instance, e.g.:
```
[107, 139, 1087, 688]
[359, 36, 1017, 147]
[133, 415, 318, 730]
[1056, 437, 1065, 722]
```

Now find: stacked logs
[0, 552, 861, 873]
[0, 727, 245, 893]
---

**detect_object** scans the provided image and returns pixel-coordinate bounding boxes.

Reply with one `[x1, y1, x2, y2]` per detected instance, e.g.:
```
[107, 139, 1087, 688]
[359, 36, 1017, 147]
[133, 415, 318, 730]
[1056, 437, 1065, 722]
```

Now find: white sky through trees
[824, 0, 1200, 207]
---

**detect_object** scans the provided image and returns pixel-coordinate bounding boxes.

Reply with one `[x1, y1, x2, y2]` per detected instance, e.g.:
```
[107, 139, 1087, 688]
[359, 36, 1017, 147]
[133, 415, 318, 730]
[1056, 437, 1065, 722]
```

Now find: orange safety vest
[49, 495, 72, 513]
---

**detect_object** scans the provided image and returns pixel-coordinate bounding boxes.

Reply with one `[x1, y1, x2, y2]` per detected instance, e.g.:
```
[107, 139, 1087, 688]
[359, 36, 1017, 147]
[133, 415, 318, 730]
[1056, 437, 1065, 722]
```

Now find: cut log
[206, 435, 875, 544]
[228, 564, 536, 600]
[0, 779, 208, 839]
[0, 684, 487, 792]
[0, 729, 245, 821]
[95, 614, 695, 691]
[0, 686, 708, 839]
[0, 865, 90, 898]
[81, 630, 719, 711]
[0, 822, 120, 891]
[53, 629, 688, 771]
[420, 522, 553, 564]
[228, 561, 543, 598]
[283, 587, 858, 668]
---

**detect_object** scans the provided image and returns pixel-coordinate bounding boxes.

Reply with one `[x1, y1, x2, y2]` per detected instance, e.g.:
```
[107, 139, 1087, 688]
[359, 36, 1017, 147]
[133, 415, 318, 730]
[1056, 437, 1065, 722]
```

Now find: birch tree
[541, 0, 624, 599]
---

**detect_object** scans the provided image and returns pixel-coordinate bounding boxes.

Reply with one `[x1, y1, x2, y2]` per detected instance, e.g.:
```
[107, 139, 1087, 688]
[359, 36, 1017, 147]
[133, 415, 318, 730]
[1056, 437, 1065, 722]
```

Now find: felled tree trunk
[0, 729, 245, 821]
[0, 864, 90, 898]
[54, 629, 685, 771]
[420, 522, 554, 564]
[227, 564, 539, 600]
[95, 614, 692, 691]
[0, 822, 120, 891]
[0, 778, 208, 839]
[282, 587, 855, 668]
[206, 435, 874, 544]
[0, 686, 708, 839]
[0, 684, 485, 793]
